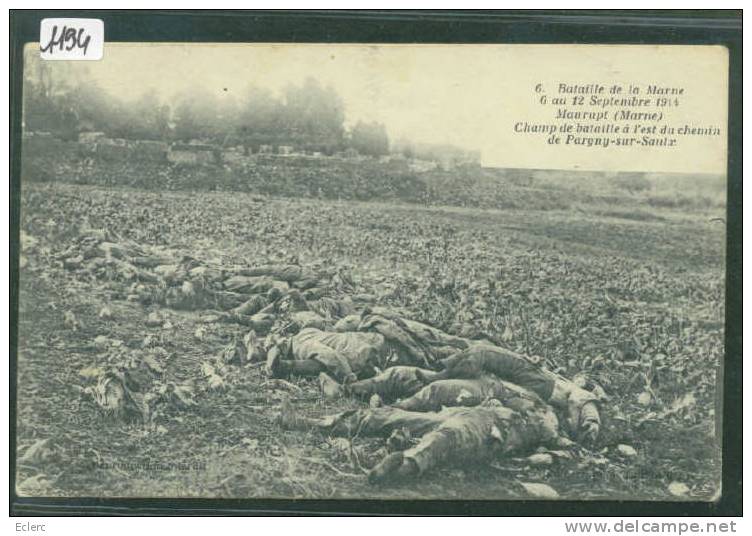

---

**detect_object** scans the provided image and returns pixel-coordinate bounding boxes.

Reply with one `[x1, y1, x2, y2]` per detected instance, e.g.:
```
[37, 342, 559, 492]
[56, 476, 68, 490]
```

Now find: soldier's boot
[414, 368, 443, 384]
[368, 452, 419, 484]
[369, 394, 383, 408]
[367, 452, 405, 484]
[319, 372, 344, 399]
[386, 427, 412, 452]
[394, 457, 419, 479]
[578, 402, 601, 445]
[551, 379, 601, 442]
[265, 346, 283, 378]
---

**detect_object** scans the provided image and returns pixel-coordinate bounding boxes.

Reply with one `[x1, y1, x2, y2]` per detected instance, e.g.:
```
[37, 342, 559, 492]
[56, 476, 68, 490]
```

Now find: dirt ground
[15, 183, 724, 500]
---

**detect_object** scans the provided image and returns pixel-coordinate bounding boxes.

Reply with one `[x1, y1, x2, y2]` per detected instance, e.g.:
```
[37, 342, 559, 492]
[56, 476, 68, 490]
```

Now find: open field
[16, 182, 725, 500]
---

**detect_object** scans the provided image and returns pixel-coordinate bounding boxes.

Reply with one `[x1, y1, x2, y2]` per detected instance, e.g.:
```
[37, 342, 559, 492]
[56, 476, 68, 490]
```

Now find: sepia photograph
[14, 39, 730, 503]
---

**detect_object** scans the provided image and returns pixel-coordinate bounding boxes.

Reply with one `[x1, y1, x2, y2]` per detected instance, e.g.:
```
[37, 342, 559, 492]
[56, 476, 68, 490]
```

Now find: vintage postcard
[15, 41, 728, 502]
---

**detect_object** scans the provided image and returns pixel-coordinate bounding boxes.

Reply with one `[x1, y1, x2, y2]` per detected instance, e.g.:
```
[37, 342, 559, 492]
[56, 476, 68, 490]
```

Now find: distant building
[436, 150, 482, 171]
[78, 132, 106, 143]
[91, 138, 126, 160]
[408, 159, 438, 173]
[278, 145, 294, 155]
[136, 140, 169, 162]
[22, 131, 53, 138]
[168, 143, 216, 165]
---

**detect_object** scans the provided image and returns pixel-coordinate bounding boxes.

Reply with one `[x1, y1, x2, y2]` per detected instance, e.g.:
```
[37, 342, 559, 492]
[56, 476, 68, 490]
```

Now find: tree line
[22, 53, 390, 156]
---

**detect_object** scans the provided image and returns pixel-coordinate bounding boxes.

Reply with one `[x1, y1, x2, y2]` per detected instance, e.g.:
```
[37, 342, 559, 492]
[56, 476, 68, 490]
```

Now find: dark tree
[349, 121, 389, 157]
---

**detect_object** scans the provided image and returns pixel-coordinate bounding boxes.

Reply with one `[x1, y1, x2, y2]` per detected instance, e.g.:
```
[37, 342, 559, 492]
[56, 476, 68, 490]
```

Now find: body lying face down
[266, 327, 393, 383]
[266, 324, 602, 444]
[265, 307, 477, 383]
[313, 345, 601, 445]
[277, 380, 564, 483]
[432, 345, 602, 443]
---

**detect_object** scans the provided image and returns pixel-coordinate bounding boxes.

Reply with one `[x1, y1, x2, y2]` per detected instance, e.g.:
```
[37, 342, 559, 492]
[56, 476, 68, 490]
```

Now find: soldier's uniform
[434, 345, 601, 441]
[278, 395, 560, 482]
[319, 343, 601, 442]
[394, 376, 547, 414]
[269, 328, 391, 383]
[346, 366, 439, 401]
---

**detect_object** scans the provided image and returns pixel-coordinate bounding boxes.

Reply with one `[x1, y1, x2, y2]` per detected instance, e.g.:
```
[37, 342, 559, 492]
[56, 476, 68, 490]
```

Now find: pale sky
[26, 43, 728, 173]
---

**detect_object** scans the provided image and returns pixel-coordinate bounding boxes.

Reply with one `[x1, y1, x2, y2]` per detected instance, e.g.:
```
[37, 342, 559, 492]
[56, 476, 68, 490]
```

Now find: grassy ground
[15, 183, 724, 500]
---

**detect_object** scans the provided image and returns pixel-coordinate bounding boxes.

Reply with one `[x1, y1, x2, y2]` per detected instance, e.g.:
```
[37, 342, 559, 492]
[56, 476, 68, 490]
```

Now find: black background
[8, 9, 743, 517]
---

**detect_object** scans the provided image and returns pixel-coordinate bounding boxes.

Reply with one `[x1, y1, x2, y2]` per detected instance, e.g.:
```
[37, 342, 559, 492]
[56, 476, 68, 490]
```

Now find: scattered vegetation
[16, 183, 724, 500]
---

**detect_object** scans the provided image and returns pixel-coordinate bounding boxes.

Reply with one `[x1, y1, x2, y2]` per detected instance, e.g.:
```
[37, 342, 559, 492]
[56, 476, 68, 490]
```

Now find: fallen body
[434, 345, 601, 442]
[277, 388, 563, 483]
[267, 327, 392, 383]
[317, 344, 601, 443]
[266, 307, 477, 382]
